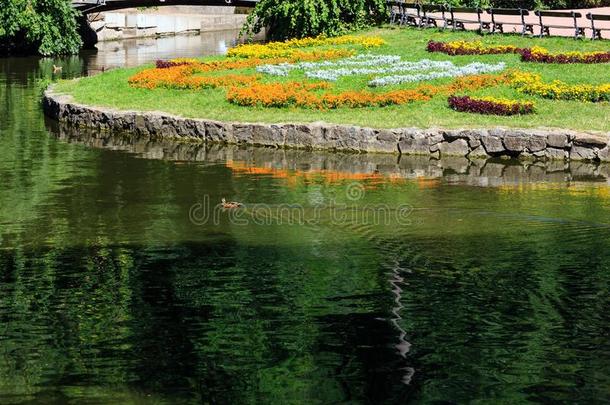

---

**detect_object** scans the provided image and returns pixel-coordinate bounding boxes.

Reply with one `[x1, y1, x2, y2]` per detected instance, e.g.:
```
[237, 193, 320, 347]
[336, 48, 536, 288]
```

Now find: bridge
[73, 0, 259, 13]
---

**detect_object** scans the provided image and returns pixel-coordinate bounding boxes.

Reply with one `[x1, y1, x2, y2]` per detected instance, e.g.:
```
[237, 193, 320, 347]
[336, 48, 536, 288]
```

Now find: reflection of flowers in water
[225, 160, 406, 187]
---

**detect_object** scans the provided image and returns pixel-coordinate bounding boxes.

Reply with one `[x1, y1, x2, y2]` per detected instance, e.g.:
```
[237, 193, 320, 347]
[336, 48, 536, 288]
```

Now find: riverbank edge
[43, 86, 610, 161]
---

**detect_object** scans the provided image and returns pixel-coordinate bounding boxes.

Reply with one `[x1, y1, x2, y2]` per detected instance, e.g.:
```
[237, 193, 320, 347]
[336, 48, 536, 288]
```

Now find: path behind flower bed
[420, 7, 610, 39]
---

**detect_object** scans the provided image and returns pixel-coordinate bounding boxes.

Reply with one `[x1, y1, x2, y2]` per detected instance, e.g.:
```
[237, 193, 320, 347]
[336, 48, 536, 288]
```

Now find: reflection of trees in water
[388, 257, 415, 385]
[3, 60, 610, 402]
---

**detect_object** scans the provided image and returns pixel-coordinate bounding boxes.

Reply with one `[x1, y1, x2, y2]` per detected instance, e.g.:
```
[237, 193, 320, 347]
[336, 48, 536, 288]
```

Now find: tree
[243, 0, 387, 40]
[0, 0, 82, 56]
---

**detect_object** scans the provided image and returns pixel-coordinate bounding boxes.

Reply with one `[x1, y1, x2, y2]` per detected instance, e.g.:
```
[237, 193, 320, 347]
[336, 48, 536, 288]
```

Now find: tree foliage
[0, 0, 82, 56]
[243, 0, 388, 40]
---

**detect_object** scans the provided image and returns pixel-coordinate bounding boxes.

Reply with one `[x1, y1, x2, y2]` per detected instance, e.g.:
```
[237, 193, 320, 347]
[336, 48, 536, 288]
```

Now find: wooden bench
[487, 8, 534, 36]
[387, 1, 421, 26]
[446, 7, 490, 32]
[399, 2, 422, 26]
[586, 13, 610, 40]
[387, 0, 402, 24]
[420, 4, 445, 28]
[535, 10, 585, 39]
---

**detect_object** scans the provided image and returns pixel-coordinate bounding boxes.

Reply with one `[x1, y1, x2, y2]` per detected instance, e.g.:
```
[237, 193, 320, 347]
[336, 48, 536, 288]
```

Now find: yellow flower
[509, 71, 610, 102]
[227, 35, 385, 59]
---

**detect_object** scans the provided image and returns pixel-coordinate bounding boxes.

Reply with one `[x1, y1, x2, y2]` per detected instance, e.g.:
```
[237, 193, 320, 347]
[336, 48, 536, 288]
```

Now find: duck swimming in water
[221, 198, 243, 209]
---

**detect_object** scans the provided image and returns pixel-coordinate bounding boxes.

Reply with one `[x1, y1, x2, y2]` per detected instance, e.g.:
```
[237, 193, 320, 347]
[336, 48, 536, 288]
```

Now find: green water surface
[0, 34, 609, 404]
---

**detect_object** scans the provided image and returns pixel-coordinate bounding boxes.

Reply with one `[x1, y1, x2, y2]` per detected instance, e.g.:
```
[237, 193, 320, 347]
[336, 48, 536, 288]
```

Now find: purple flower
[448, 95, 535, 116]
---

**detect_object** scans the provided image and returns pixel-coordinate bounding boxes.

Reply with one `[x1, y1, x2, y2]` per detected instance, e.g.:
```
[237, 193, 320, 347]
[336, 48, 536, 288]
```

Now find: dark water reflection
[1, 31, 610, 404]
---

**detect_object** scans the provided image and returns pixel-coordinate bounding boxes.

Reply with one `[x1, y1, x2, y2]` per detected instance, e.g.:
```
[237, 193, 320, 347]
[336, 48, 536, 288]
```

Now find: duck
[52, 65, 62, 74]
[221, 198, 243, 209]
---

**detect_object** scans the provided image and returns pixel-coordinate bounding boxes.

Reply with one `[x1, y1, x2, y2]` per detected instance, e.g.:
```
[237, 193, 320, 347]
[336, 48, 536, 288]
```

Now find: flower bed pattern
[448, 95, 535, 115]
[227, 35, 385, 59]
[128, 35, 607, 111]
[520, 47, 610, 64]
[255, 54, 506, 86]
[428, 40, 610, 64]
[510, 72, 610, 102]
[130, 50, 354, 90]
[227, 74, 508, 109]
[368, 62, 506, 87]
[129, 64, 260, 90]
[427, 40, 523, 56]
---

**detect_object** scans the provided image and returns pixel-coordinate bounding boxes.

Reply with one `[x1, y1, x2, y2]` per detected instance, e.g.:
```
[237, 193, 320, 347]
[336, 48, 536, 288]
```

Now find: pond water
[1, 31, 609, 404]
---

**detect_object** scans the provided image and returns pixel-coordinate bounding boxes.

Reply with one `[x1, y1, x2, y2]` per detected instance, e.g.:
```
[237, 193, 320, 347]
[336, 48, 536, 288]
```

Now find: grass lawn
[54, 27, 610, 132]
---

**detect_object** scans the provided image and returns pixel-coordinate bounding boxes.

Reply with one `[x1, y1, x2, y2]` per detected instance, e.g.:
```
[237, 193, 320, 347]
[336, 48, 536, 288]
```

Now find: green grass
[55, 27, 610, 132]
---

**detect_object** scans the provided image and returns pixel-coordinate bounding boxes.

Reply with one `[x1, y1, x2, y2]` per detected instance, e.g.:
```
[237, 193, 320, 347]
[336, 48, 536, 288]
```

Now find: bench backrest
[450, 7, 482, 14]
[421, 4, 445, 12]
[535, 10, 581, 18]
[586, 13, 610, 21]
[487, 8, 528, 16]
[402, 2, 420, 9]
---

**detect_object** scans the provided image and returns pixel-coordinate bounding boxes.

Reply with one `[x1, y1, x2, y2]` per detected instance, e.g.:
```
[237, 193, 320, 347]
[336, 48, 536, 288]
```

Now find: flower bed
[129, 64, 260, 90]
[427, 40, 523, 56]
[127, 35, 606, 111]
[227, 35, 385, 59]
[510, 72, 610, 102]
[130, 50, 354, 90]
[428, 41, 610, 64]
[520, 47, 610, 64]
[227, 74, 508, 109]
[368, 62, 505, 87]
[448, 95, 535, 115]
[255, 54, 506, 86]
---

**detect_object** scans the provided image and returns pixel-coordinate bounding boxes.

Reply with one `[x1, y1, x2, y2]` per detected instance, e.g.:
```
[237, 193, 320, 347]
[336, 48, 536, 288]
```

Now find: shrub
[242, 0, 387, 41]
[0, 0, 82, 56]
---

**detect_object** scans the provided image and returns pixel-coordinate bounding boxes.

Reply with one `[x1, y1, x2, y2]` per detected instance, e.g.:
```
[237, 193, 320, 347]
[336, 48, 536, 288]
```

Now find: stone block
[439, 139, 470, 157]
[573, 132, 609, 148]
[398, 135, 430, 155]
[481, 135, 504, 154]
[569, 146, 596, 161]
[547, 133, 569, 149]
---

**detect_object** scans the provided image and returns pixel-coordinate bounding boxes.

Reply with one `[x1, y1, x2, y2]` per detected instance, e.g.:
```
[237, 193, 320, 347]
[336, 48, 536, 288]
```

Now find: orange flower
[129, 49, 354, 91]
[129, 63, 260, 90]
[226, 74, 509, 109]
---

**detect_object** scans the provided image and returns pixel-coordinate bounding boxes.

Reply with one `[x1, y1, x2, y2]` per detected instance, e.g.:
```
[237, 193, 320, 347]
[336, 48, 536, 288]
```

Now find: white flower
[305, 59, 456, 81]
[368, 62, 506, 87]
[255, 54, 506, 87]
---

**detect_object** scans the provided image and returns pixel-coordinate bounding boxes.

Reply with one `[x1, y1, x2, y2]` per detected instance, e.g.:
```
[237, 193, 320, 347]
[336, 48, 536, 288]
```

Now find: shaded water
[1, 31, 610, 404]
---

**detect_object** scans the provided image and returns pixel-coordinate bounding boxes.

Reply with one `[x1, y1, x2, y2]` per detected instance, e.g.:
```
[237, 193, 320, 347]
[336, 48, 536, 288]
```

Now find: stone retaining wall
[51, 123, 610, 188]
[43, 88, 610, 162]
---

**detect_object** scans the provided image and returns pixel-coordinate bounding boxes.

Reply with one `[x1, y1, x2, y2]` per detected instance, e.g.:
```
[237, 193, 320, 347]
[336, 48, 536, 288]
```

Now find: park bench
[586, 13, 610, 40]
[446, 7, 491, 32]
[388, 1, 402, 24]
[535, 10, 585, 39]
[420, 4, 445, 28]
[400, 2, 423, 26]
[388, 1, 420, 26]
[487, 8, 534, 36]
